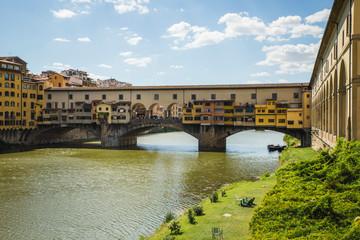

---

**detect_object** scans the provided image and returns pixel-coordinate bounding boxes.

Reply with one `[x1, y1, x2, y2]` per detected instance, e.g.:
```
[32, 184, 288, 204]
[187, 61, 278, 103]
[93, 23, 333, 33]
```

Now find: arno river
[0, 130, 284, 240]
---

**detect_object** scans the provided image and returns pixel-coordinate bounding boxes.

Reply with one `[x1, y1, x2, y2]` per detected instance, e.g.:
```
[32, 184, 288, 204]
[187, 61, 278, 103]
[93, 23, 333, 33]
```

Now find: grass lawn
[147, 176, 276, 240]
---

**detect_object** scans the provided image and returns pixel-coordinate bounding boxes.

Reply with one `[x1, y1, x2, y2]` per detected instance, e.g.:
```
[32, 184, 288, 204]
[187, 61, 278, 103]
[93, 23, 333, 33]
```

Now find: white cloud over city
[164, 9, 329, 50]
[124, 57, 152, 67]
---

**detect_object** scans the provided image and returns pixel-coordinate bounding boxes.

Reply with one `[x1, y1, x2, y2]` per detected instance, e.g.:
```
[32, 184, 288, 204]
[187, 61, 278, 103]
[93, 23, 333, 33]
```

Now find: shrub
[162, 235, 175, 240]
[168, 220, 181, 235]
[221, 189, 227, 197]
[209, 192, 218, 203]
[164, 212, 176, 223]
[192, 205, 204, 216]
[187, 209, 196, 224]
[261, 171, 270, 180]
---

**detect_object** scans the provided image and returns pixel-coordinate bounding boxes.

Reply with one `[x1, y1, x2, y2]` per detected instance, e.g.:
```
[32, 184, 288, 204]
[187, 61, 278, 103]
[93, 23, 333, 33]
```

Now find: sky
[1, 0, 334, 86]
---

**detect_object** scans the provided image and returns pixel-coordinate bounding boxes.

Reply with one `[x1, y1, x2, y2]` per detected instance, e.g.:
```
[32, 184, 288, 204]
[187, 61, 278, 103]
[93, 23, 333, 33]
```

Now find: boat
[267, 144, 286, 152]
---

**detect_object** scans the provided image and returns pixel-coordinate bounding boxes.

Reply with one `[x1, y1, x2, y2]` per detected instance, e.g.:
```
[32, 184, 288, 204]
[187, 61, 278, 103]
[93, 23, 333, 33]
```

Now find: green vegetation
[283, 134, 301, 147]
[148, 177, 276, 240]
[250, 139, 360, 239]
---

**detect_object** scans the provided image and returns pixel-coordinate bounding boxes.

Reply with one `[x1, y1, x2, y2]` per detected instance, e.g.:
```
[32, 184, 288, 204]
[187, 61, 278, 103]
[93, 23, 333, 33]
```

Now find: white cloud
[51, 9, 77, 18]
[278, 79, 290, 83]
[165, 10, 326, 50]
[54, 37, 71, 42]
[120, 27, 128, 30]
[124, 57, 152, 67]
[257, 42, 320, 75]
[250, 72, 271, 77]
[170, 65, 184, 69]
[126, 36, 143, 45]
[106, 0, 150, 14]
[80, 10, 90, 15]
[88, 73, 110, 80]
[98, 64, 112, 69]
[246, 80, 263, 84]
[78, 37, 91, 42]
[179, 8, 185, 12]
[305, 9, 331, 24]
[157, 72, 165, 75]
[71, 0, 92, 3]
[119, 51, 132, 57]
[43, 62, 72, 70]
[164, 22, 225, 50]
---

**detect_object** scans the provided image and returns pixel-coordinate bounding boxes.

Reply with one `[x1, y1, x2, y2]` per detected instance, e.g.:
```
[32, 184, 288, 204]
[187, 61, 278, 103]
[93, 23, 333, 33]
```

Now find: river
[0, 130, 284, 240]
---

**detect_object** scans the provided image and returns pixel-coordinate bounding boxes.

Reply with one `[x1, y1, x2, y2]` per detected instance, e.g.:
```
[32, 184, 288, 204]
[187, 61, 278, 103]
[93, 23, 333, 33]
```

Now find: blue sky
[1, 0, 333, 86]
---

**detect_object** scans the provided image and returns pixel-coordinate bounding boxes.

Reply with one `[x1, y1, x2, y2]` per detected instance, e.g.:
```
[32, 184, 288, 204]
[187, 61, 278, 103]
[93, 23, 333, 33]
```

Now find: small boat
[267, 144, 286, 152]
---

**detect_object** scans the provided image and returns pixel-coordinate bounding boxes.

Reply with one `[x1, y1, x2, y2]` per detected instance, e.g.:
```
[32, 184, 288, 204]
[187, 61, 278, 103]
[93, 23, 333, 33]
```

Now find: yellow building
[0, 59, 23, 129]
[48, 73, 70, 87]
[255, 99, 277, 127]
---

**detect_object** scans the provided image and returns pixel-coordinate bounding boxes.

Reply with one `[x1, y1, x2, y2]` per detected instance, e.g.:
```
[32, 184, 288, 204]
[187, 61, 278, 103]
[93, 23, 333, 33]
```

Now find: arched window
[10, 112, 15, 118]
[5, 91, 9, 97]
[5, 101, 9, 106]
[5, 82, 9, 88]
[10, 101, 15, 107]
[11, 83, 15, 88]
[5, 73, 9, 80]
[10, 74, 15, 81]
[39, 85, 43, 91]
[5, 112, 9, 118]
[10, 92, 15, 97]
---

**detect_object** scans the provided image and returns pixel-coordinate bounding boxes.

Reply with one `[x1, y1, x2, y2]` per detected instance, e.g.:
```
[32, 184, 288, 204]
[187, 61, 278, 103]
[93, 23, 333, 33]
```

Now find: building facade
[310, 0, 360, 148]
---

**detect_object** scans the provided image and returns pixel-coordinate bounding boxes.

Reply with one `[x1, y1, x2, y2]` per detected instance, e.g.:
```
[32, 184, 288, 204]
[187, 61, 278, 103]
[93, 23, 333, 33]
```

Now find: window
[342, 30, 345, 46]
[307, 116, 310, 119]
[268, 119, 275, 123]
[47, 94, 52, 100]
[333, 42, 338, 59]
[5, 101, 9, 106]
[211, 94, 216, 100]
[154, 94, 159, 100]
[10, 92, 14, 97]
[191, 94, 196, 100]
[196, 108, 201, 113]
[14, 66, 20, 71]
[69, 94, 73, 100]
[119, 94, 123, 100]
[39, 86, 43, 91]
[46, 103, 51, 108]
[306, 105, 310, 108]
[307, 94, 310, 98]
[8, 65, 13, 70]
[268, 110, 275, 113]
[294, 92, 299, 99]
[5, 82, 9, 88]
[23, 111, 26, 117]
[31, 102, 35, 109]
[136, 94, 141, 100]
[231, 94, 236, 100]
[298, 121, 303, 125]
[259, 119, 264, 123]
[272, 93, 277, 99]
[85, 94, 89, 100]
[62, 102, 65, 109]
[251, 93, 256, 99]
[299, 113, 302, 117]
[235, 109, 243, 113]
[224, 101, 232, 106]
[278, 119, 285, 123]
[5, 73, 9, 80]
[37, 95, 43, 100]
[11, 83, 15, 88]
[173, 94, 177, 100]
[5, 91, 9, 97]
[288, 121, 294, 125]
[10, 74, 15, 81]
[186, 109, 192, 113]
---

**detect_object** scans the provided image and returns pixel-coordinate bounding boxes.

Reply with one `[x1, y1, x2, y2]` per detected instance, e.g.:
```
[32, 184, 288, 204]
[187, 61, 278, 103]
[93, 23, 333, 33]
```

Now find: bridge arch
[132, 103, 146, 119]
[166, 103, 183, 119]
[149, 103, 164, 118]
[339, 61, 347, 138]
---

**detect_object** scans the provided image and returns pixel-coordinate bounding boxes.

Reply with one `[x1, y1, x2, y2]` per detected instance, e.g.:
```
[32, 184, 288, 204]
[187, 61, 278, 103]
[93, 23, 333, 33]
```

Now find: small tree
[188, 209, 196, 224]
[168, 220, 181, 235]
[192, 205, 204, 216]
[210, 192, 219, 203]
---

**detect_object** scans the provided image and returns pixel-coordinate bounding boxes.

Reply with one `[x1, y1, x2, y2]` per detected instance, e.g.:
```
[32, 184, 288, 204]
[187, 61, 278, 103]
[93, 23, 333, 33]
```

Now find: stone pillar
[300, 129, 312, 147]
[101, 123, 137, 148]
[198, 125, 226, 152]
[118, 136, 137, 146]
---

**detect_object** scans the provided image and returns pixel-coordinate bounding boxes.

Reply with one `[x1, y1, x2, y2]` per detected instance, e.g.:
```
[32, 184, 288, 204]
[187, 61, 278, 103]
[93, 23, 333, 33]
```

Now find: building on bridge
[310, 0, 360, 148]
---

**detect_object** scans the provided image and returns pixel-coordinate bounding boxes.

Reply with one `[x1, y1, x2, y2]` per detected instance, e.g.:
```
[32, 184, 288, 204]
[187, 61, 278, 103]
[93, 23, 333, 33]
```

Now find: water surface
[0, 130, 284, 240]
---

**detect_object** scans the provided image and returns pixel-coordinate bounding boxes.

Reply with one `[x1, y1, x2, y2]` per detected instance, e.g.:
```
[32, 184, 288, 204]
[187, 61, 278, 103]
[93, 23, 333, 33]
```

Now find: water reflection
[0, 130, 284, 240]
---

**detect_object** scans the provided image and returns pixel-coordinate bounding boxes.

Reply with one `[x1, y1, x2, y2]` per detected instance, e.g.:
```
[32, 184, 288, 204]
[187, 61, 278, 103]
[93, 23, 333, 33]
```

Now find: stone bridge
[0, 119, 311, 151]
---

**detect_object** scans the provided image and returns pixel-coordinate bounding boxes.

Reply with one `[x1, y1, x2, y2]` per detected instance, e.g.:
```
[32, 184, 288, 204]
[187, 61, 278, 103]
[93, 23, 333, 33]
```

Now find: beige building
[310, 0, 360, 148]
